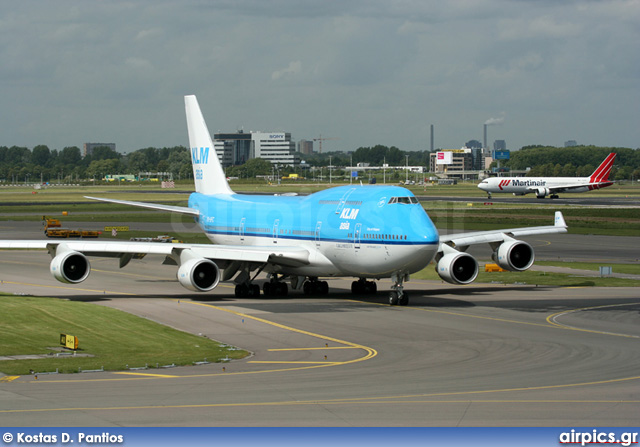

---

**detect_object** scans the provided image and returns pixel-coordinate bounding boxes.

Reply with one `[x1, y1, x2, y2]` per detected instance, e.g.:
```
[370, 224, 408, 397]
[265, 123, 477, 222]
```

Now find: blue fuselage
[188, 185, 439, 277]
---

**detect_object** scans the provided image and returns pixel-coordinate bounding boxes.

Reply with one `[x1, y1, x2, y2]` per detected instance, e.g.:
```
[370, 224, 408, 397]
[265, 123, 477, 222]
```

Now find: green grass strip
[0, 295, 247, 375]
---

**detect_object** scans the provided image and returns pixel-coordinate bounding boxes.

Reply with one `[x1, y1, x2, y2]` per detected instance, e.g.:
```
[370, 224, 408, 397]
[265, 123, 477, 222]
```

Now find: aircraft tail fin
[184, 95, 233, 195]
[589, 153, 616, 183]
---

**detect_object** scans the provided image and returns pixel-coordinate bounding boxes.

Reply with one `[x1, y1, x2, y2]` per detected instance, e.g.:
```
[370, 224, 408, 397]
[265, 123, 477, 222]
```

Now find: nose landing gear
[389, 272, 409, 306]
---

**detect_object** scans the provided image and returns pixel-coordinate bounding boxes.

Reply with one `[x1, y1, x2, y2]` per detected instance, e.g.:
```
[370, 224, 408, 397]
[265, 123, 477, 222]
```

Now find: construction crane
[313, 134, 339, 154]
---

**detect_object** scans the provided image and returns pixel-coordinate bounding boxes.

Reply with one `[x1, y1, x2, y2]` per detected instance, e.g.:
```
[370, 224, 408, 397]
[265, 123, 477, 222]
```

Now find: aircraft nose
[478, 182, 487, 191]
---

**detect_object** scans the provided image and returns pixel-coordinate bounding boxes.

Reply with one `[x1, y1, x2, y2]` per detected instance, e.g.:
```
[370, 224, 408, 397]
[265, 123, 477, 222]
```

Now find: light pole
[329, 156, 332, 184]
[405, 155, 409, 184]
[383, 156, 386, 184]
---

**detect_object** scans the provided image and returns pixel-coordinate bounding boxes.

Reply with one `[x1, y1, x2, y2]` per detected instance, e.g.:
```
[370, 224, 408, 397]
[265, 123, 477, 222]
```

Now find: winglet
[185, 95, 233, 195]
[554, 211, 567, 228]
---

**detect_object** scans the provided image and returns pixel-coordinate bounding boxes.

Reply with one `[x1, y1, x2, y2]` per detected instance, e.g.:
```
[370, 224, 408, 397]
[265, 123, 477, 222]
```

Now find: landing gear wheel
[389, 291, 399, 305]
[234, 284, 248, 298]
[263, 281, 288, 297]
[235, 283, 260, 298]
[303, 279, 329, 296]
[352, 279, 377, 295]
[399, 293, 409, 306]
[365, 281, 377, 294]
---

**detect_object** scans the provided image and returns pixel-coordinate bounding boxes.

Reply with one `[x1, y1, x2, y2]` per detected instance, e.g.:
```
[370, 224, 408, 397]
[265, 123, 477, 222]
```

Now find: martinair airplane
[478, 153, 616, 199]
[0, 96, 568, 305]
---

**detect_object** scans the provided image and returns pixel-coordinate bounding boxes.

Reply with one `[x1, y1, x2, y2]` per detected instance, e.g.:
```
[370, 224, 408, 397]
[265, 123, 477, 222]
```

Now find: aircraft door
[239, 217, 246, 243]
[273, 219, 279, 244]
[335, 188, 355, 215]
[354, 223, 362, 250]
[315, 221, 322, 248]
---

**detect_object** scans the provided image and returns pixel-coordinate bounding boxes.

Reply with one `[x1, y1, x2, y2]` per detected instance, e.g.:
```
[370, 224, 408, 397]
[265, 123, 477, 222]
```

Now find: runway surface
[0, 249, 639, 427]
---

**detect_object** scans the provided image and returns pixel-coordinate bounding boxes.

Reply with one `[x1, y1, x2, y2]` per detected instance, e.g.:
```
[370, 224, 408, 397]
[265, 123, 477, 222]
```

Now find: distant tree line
[1, 143, 638, 183]
[504, 146, 640, 180]
[0, 145, 191, 183]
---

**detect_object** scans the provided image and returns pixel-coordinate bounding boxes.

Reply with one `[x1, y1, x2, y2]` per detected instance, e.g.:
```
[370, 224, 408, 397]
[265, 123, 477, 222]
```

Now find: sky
[1, 0, 639, 154]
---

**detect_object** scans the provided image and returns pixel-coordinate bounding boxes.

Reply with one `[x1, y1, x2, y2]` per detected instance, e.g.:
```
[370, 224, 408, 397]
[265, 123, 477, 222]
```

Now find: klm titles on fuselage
[192, 147, 210, 164]
[340, 208, 359, 220]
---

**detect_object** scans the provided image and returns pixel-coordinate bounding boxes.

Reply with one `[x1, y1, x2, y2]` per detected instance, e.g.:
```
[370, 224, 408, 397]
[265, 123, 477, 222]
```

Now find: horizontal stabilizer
[85, 196, 199, 216]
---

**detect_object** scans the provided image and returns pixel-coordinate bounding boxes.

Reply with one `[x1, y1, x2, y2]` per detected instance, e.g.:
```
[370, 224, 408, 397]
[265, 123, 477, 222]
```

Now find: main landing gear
[234, 272, 329, 298]
[234, 283, 260, 298]
[303, 277, 329, 296]
[351, 278, 377, 295]
[388, 272, 409, 306]
[263, 274, 289, 297]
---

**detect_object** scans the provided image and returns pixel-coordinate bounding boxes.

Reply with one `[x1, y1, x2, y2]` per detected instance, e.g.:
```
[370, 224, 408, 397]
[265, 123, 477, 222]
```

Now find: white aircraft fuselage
[478, 153, 616, 198]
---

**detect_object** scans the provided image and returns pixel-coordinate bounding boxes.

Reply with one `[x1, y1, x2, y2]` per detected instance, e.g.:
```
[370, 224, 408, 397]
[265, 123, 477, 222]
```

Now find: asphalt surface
[1, 248, 639, 426]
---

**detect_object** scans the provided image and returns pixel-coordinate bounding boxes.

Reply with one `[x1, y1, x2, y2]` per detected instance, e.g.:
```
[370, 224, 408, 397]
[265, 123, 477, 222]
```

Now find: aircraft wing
[439, 211, 567, 249]
[0, 240, 310, 268]
[84, 196, 199, 216]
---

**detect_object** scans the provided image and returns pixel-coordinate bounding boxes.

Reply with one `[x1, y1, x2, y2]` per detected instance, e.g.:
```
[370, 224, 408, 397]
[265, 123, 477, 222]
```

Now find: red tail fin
[589, 153, 616, 183]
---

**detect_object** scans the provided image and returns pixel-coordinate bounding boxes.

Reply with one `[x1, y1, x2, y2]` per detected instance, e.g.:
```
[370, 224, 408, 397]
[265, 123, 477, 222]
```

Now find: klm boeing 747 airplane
[0, 96, 567, 305]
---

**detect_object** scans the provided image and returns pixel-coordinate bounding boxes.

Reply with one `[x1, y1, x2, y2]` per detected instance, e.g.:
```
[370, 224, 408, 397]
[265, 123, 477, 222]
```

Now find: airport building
[429, 148, 474, 176]
[213, 131, 299, 167]
[298, 139, 314, 155]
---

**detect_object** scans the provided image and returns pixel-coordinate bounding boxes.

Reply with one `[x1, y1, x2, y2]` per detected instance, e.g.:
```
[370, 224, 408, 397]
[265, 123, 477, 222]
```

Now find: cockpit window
[388, 196, 419, 204]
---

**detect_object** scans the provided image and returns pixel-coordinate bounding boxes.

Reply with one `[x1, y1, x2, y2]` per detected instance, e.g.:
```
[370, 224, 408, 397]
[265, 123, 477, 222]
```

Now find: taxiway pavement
[0, 249, 638, 426]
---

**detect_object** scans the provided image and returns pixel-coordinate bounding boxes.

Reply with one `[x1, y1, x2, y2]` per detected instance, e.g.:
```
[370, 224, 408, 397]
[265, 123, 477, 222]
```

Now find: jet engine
[436, 247, 478, 285]
[50, 251, 91, 284]
[535, 187, 550, 198]
[492, 238, 534, 272]
[177, 257, 220, 292]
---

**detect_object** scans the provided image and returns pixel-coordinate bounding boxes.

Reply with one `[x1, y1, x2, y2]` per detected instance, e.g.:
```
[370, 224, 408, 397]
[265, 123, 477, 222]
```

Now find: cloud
[271, 61, 302, 81]
[0, 0, 638, 152]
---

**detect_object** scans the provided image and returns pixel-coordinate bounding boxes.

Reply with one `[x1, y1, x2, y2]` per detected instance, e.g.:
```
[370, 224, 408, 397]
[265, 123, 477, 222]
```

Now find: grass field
[0, 295, 248, 376]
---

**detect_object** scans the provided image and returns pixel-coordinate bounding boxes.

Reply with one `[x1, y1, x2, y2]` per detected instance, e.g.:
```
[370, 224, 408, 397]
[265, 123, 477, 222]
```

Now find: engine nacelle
[535, 187, 550, 198]
[50, 251, 91, 284]
[492, 239, 534, 272]
[177, 258, 220, 292]
[436, 250, 478, 285]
